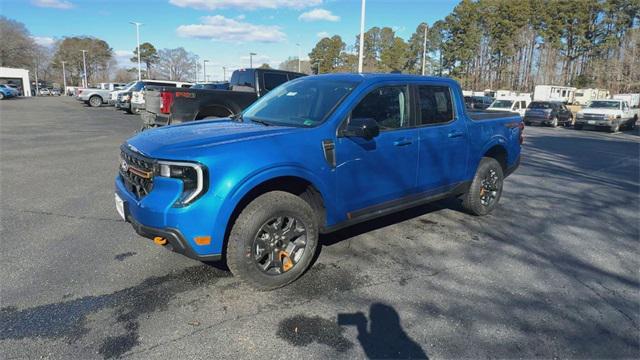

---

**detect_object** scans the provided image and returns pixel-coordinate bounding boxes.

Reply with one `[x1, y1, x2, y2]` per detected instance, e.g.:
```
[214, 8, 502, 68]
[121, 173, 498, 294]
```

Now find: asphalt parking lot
[1, 96, 639, 359]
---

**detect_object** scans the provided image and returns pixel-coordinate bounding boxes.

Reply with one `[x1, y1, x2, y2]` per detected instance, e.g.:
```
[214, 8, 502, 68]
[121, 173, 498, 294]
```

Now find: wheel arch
[483, 144, 508, 173]
[196, 104, 236, 120]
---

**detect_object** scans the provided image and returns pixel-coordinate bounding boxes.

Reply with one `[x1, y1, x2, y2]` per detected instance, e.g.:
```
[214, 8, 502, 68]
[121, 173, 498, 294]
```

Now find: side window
[513, 102, 520, 110]
[417, 85, 454, 125]
[263, 72, 288, 91]
[238, 71, 253, 87]
[351, 86, 410, 130]
[520, 101, 526, 109]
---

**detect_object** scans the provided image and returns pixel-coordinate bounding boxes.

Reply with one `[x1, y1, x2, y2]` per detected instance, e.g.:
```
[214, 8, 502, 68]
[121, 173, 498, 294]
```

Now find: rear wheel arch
[196, 105, 235, 120]
[483, 145, 508, 173]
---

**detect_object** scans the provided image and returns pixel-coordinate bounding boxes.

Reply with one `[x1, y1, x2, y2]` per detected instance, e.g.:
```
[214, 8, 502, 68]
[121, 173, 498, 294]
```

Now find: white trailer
[574, 88, 610, 105]
[533, 85, 576, 104]
[612, 93, 640, 108]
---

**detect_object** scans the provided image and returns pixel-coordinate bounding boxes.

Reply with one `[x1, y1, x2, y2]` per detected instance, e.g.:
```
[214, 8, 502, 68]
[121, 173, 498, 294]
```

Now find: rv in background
[534, 85, 576, 104]
[574, 88, 610, 105]
[612, 93, 640, 108]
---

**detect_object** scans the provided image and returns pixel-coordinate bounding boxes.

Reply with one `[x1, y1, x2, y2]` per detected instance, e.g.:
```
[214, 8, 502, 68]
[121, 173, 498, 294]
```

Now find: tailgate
[144, 88, 162, 115]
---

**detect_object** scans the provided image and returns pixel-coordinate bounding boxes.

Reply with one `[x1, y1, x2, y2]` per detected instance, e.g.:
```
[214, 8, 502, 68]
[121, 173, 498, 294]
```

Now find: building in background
[0, 67, 32, 96]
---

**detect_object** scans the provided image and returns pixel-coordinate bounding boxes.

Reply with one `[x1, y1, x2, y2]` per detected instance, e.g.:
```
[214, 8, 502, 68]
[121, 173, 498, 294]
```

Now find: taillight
[519, 121, 525, 144]
[160, 91, 174, 114]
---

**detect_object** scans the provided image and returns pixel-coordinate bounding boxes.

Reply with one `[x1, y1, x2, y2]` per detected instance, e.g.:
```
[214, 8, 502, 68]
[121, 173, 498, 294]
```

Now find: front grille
[120, 144, 155, 199]
[582, 113, 606, 120]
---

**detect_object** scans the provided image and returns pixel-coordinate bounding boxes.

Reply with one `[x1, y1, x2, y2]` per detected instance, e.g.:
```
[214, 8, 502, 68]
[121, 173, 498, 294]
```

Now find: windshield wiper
[250, 118, 272, 126]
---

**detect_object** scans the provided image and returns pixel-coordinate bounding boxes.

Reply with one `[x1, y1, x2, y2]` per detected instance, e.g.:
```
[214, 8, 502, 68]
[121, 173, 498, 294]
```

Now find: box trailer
[612, 93, 640, 108]
[533, 85, 576, 104]
[574, 88, 610, 105]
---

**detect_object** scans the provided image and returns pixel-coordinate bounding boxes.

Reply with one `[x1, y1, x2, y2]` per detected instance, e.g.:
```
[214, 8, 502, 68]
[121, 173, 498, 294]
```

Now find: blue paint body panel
[115, 73, 522, 258]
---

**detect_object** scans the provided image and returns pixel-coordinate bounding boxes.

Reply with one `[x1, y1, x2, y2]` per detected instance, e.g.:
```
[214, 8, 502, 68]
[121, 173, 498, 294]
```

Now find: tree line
[307, 0, 639, 93]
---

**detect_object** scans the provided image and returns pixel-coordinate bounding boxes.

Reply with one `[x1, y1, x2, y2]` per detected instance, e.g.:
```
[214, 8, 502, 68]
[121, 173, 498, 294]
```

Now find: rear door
[415, 84, 469, 192]
[335, 84, 420, 214]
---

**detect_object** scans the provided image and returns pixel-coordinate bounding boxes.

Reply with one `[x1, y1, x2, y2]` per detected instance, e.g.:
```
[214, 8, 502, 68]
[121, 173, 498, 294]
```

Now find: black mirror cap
[345, 117, 380, 140]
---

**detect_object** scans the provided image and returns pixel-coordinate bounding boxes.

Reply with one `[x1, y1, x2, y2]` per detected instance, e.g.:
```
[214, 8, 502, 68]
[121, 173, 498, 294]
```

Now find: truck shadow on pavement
[277, 303, 428, 359]
[0, 265, 231, 359]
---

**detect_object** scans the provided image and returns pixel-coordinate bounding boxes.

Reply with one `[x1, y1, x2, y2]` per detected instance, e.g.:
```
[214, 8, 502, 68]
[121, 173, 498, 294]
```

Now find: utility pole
[357, 0, 366, 73]
[421, 24, 429, 76]
[249, 52, 257, 68]
[81, 50, 88, 88]
[223, 66, 227, 81]
[296, 43, 301, 72]
[34, 55, 39, 95]
[203, 59, 208, 82]
[61, 61, 67, 95]
[130, 22, 143, 81]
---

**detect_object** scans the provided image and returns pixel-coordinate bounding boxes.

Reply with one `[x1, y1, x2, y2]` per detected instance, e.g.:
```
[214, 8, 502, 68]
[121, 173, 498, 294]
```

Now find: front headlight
[156, 161, 207, 207]
[607, 114, 616, 120]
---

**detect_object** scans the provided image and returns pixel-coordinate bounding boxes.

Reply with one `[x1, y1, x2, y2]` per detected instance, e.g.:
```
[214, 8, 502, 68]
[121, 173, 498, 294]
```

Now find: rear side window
[417, 85, 454, 125]
[351, 86, 410, 130]
[237, 71, 254, 87]
[263, 72, 288, 91]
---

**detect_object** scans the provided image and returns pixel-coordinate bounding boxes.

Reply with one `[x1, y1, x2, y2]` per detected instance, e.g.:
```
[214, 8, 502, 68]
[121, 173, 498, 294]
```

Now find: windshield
[490, 100, 513, 109]
[242, 78, 360, 127]
[528, 102, 552, 109]
[588, 101, 620, 109]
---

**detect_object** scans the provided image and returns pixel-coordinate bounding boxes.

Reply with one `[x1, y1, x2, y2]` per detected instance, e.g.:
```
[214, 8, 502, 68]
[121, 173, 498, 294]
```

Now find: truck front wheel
[462, 157, 504, 216]
[89, 96, 102, 107]
[226, 191, 318, 291]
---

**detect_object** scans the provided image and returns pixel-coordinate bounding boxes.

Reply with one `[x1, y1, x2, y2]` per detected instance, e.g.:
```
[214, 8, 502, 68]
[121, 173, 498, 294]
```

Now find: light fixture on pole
[421, 23, 429, 76]
[81, 50, 88, 88]
[203, 60, 209, 82]
[358, 0, 366, 73]
[249, 52, 257, 68]
[296, 43, 301, 72]
[61, 61, 67, 95]
[130, 22, 143, 81]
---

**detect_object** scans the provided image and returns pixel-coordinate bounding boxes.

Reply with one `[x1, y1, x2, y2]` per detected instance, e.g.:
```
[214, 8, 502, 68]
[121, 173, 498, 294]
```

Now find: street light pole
[249, 52, 257, 68]
[130, 22, 143, 81]
[81, 50, 88, 88]
[203, 60, 208, 82]
[61, 61, 67, 95]
[358, 0, 366, 73]
[421, 24, 428, 76]
[296, 43, 301, 72]
[223, 66, 227, 81]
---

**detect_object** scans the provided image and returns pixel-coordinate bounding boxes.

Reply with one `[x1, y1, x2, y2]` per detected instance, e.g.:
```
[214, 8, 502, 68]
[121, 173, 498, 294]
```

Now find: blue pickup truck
[115, 73, 522, 290]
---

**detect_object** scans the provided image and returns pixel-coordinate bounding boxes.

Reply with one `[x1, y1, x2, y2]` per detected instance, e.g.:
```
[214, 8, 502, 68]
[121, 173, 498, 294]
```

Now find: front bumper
[575, 118, 612, 127]
[523, 117, 549, 125]
[115, 174, 225, 261]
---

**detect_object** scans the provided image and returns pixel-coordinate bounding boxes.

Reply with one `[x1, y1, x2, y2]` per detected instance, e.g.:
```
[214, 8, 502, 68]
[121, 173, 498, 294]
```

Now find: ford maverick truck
[115, 74, 523, 290]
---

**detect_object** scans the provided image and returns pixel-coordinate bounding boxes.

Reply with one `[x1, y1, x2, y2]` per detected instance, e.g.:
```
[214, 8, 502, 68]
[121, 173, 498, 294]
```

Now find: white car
[486, 97, 530, 118]
[38, 88, 51, 96]
[575, 99, 639, 132]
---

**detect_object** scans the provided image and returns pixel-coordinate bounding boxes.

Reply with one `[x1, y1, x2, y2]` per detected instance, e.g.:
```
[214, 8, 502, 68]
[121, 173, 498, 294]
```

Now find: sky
[2, 0, 458, 81]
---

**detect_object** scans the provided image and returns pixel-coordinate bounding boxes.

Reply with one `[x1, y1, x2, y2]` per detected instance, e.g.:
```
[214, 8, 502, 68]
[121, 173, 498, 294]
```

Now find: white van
[486, 96, 531, 117]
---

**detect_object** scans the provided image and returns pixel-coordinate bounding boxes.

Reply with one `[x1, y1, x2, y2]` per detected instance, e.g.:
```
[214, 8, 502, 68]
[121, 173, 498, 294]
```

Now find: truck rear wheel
[462, 157, 504, 216]
[226, 191, 318, 291]
[89, 96, 102, 107]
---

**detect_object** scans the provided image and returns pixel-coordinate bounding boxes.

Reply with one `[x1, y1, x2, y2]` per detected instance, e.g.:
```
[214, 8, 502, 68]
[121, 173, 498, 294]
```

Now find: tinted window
[417, 86, 454, 125]
[520, 101, 527, 109]
[263, 72, 288, 91]
[237, 71, 254, 87]
[352, 86, 410, 130]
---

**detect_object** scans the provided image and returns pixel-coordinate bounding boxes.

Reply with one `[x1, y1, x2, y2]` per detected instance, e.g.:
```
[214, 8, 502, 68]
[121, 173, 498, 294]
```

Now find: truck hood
[578, 108, 620, 115]
[127, 120, 298, 157]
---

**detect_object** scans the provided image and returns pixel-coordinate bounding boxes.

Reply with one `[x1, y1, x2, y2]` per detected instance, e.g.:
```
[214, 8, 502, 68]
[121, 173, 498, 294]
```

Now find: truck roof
[304, 73, 460, 86]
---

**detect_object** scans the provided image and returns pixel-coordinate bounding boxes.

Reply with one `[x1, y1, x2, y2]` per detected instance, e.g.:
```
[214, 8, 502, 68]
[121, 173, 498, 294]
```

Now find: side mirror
[343, 117, 380, 140]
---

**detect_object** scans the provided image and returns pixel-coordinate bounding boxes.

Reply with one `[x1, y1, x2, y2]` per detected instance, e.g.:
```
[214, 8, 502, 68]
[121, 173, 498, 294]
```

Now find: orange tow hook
[153, 237, 168, 246]
[279, 251, 293, 272]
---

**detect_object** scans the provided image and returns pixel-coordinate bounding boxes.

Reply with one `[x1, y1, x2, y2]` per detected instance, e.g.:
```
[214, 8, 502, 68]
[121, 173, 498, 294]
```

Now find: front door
[335, 85, 419, 215]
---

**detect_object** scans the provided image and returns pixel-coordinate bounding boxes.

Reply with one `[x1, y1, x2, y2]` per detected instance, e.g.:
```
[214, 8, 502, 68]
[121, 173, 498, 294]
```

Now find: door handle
[393, 138, 413, 146]
[448, 131, 465, 138]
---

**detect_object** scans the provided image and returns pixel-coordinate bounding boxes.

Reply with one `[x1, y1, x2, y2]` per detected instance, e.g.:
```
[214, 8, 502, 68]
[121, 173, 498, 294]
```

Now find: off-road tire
[462, 157, 504, 216]
[226, 191, 318, 291]
[89, 96, 102, 107]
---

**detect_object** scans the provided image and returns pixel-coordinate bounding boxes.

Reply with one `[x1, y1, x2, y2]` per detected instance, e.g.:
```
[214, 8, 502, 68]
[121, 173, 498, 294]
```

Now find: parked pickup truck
[76, 83, 126, 107]
[115, 74, 523, 290]
[575, 99, 638, 132]
[141, 68, 305, 129]
[130, 80, 192, 114]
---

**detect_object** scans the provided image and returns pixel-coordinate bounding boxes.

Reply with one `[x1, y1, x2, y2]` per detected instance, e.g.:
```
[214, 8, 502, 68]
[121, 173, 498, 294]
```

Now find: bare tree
[156, 47, 197, 81]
